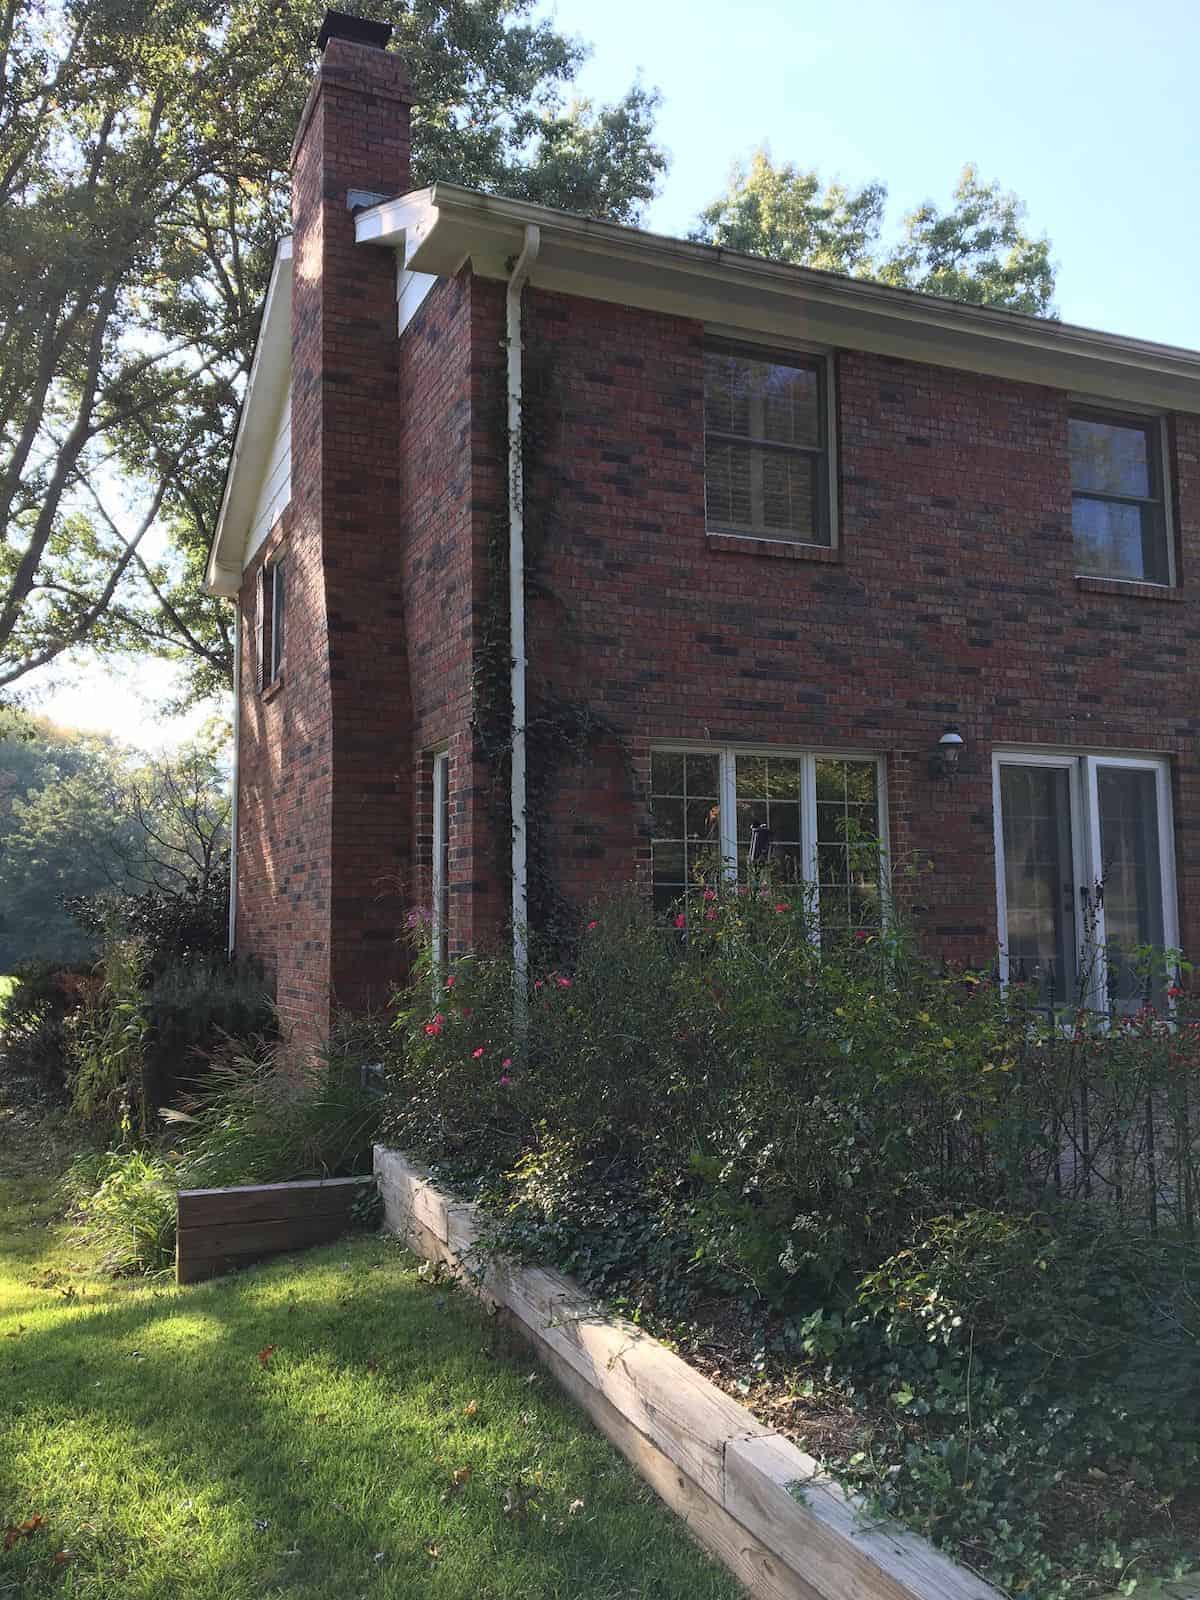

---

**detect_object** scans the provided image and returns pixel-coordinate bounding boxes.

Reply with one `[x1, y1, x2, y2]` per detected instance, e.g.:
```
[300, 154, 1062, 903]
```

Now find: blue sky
[29, 0, 1197, 742]
[542, 0, 1200, 346]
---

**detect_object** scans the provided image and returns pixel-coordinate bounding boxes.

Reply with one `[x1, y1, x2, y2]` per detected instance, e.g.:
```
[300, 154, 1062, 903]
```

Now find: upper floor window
[704, 343, 832, 547]
[1069, 408, 1171, 585]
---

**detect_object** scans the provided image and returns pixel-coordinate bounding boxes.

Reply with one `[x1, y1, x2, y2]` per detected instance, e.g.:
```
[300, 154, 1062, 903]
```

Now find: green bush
[170, 1032, 385, 1191]
[63, 1031, 386, 1278]
[62, 1146, 178, 1276]
[143, 955, 273, 1107]
[0, 959, 93, 1099]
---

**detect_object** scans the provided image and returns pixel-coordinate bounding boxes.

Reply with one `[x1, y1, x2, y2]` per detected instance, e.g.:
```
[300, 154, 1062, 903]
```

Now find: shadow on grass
[0, 1235, 741, 1600]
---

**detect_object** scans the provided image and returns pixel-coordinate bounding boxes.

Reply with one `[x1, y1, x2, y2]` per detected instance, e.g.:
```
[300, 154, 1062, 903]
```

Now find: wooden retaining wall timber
[374, 1144, 1003, 1600]
[176, 1176, 372, 1284]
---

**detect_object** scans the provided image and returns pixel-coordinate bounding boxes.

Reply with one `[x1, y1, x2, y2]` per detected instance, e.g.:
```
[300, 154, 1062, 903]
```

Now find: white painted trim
[206, 238, 293, 595]
[357, 185, 1200, 413]
[397, 264, 437, 336]
[227, 606, 241, 958]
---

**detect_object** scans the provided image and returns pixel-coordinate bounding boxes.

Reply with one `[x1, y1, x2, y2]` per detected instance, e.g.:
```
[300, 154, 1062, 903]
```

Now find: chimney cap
[316, 10, 394, 52]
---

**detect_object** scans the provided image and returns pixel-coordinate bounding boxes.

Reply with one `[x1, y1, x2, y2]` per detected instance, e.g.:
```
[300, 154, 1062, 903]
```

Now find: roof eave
[356, 185, 1200, 413]
[204, 238, 294, 597]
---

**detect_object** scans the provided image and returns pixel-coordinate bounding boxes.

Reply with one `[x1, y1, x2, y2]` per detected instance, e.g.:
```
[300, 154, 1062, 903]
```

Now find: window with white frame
[649, 748, 884, 934]
[704, 342, 833, 546]
[258, 556, 286, 690]
[993, 751, 1178, 1013]
[431, 751, 450, 969]
[1069, 408, 1172, 585]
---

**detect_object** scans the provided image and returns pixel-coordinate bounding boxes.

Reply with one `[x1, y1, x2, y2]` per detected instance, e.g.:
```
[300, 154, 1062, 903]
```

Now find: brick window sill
[1075, 576, 1182, 603]
[262, 673, 285, 702]
[706, 532, 840, 564]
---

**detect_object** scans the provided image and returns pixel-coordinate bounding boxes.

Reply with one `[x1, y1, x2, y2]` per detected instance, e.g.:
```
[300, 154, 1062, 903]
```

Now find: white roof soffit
[357, 185, 1200, 413]
[205, 238, 293, 597]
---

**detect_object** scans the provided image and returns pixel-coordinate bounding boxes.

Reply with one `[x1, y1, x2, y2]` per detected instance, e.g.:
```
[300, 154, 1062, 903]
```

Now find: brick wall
[513, 287, 1200, 966]
[234, 35, 413, 1046]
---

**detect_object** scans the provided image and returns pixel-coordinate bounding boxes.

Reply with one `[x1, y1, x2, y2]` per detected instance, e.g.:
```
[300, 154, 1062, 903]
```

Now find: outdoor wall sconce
[929, 724, 965, 781]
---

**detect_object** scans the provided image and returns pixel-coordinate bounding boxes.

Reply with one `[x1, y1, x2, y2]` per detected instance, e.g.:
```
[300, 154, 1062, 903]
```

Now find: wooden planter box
[176, 1176, 372, 1284]
[374, 1145, 1002, 1600]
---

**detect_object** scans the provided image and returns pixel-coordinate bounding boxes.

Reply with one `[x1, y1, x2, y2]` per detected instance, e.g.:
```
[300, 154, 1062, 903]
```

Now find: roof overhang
[357, 184, 1200, 414]
[205, 238, 293, 597]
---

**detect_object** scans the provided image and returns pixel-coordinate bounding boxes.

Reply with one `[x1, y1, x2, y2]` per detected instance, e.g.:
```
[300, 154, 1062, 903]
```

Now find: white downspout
[227, 605, 242, 958]
[507, 223, 541, 1016]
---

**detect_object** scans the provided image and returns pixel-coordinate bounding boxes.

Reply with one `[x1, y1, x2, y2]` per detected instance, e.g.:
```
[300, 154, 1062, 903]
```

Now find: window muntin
[704, 345, 830, 546]
[650, 748, 883, 933]
[994, 752, 1177, 1013]
[1069, 410, 1170, 584]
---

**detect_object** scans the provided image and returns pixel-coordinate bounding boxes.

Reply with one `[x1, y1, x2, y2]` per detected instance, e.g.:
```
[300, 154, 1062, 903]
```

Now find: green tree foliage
[693, 152, 1056, 315]
[0, 709, 229, 968]
[0, 0, 666, 698]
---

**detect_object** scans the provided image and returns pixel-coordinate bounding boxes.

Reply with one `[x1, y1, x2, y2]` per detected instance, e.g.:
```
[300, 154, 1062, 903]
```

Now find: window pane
[685, 753, 719, 796]
[651, 750, 684, 794]
[704, 350, 820, 446]
[814, 761, 881, 932]
[999, 765, 1076, 998]
[652, 750, 720, 911]
[1097, 767, 1166, 1011]
[1069, 415, 1152, 498]
[706, 441, 821, 542]
[1073, 497, 1168, 584]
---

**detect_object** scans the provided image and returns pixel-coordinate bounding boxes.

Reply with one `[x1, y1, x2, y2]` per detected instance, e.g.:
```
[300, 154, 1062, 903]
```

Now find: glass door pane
[1000, 765, 1077, 1002]
[1096, 766, 1165, 1011]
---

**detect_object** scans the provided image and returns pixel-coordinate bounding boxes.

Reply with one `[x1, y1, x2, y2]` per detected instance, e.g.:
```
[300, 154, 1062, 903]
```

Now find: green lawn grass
[0, 1107, 740, 1600]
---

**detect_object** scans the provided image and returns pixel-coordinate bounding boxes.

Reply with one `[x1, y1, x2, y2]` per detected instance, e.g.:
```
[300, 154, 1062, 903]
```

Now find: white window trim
[1068, 399, 1175, 588]
[269, 558, 285, 681]
[431, 749, 450, 974]
[702, 338, 839, 553]
[650, 743, 889, 929]
[992, 748, 1178, 1008]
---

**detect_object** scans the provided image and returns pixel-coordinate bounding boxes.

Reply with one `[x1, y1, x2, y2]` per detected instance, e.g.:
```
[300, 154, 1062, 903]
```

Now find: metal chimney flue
[316, 10, 394, 52]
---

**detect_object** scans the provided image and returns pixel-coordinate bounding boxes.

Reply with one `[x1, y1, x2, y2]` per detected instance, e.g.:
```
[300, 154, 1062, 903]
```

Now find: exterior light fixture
[929, 724, 965, 780]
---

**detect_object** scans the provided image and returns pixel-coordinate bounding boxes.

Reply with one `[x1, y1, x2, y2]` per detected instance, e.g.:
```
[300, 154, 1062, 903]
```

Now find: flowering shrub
[386, 885, 1200, 1290]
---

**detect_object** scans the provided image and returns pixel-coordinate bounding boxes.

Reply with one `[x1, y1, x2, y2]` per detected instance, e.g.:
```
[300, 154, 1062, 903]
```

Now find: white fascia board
[205, 238, 294, 597]
[356, 185, 1200, 413]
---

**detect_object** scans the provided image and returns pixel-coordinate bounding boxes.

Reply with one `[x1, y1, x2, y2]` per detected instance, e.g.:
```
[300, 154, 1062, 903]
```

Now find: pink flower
[1168, 985, 1184, 1001]
[502, 1058, 512, 1068]
[534, 979, 544, 991]
[674, 912, 686, 930]
[705, 908, 717, 921]
[703, 888, 717, 902]
[854, 929, 869, 942]
[774, 902, 790, 914]
[498, 1074, 513, 1087]
[446, 975, 456, 990]
[424, 1012, 445, 1037]
[556, 976, 572, 989]
[587, 919, 598, 931]
[472, 1046, 485, 1059]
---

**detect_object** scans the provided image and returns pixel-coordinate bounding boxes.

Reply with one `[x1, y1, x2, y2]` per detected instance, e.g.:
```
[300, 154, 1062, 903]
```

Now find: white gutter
[507, 223, 541, 1014]
[227, 606, 241, 958]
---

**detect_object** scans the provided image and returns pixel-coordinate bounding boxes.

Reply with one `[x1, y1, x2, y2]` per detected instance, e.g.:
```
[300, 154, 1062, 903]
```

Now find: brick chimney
[281, 12, 415, 1037]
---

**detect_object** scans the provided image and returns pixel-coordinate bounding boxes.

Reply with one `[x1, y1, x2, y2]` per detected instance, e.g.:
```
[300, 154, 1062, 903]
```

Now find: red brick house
[207, 12, 1200, 1048]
